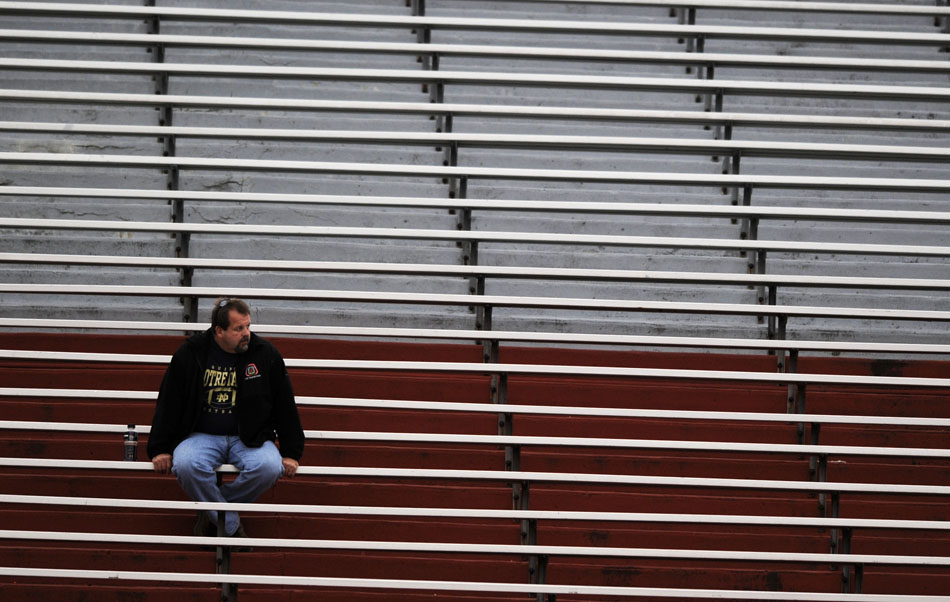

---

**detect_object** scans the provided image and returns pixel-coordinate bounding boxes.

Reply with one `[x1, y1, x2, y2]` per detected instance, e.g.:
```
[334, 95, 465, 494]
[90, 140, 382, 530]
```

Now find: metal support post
[737, 185, 767, 326]
[472, 273, 487, 327]
[453, 179, 484, 333]
[482, 307, 496, 363]
[787, 348, 815, 484]
[737, 184, 753, 245]
[784, 349, 798, 413]
[682, 8, 696, 51]
[500, 398, 518, 474]
[494, 368, 542, 592]
[841, 550, 861, 594]
[446, 143, 460, 194]
[753, 249, 766, 303]
[699, 63, 713, 106]
[453, 174, 468, 201]
[515, 481, 541, 593]
[215, 473, 237, 602]
[460, 223, 478, 271]
[739, 207, 755, 244]
[483, 306, 506, 479]
[853, 563, 864, 593]
[490, 357, 514, 459]
[794, 401, 808, 447]
[705, 88, 724, 143]
[838, 527, 858, 593]
[430, 58, 445, 128]
[417, 26, 431, 56]
[726, 152, 742, 206]
[419, 28, 445, 136]
[172, 194, 197, 323]
[413, 0, 454, 179]
[453, 193, 470, 239]
[808, 421, 822, 470]
[532, 559, 551, 602]
[412, 0, 429, 68]
[815, 454, 828, 484]
[737, 183, 753, 209]
[784, 347, 809, 450]
[492, 369, 523, 512]
[216, 518, 236, 602]
[520, 488, 549, 601]
[940, 1, 950, 52]
[793, 381, 808, 443]
[148, 5, 196, 324]
[822, 487, 839, 542]
[765, 284, 777, 334]
[677, 7, 699, 80]
[773, 317, 789, 370]
[772, 316, 789, 370]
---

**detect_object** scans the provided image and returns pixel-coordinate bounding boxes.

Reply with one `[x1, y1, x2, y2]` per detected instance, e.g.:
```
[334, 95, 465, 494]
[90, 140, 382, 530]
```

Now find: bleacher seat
[0, 0, 948, 600]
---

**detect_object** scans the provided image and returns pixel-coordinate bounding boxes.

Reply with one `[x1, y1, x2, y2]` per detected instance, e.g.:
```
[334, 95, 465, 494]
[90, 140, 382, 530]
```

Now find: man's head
[211, 297, 251, 354]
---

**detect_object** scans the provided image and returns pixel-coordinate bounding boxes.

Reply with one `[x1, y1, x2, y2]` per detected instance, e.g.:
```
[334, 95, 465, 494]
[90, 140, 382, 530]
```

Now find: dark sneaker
[193, 511, 217, 537]
[229, 522, 253, 552]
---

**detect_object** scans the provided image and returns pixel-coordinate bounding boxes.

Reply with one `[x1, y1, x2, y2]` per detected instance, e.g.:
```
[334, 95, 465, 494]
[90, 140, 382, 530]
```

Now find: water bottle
[124, 424, 138, 461]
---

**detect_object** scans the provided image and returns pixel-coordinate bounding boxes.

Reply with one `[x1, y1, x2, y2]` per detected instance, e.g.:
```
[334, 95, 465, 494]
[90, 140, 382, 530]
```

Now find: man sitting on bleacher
[147, 297, 305, 540]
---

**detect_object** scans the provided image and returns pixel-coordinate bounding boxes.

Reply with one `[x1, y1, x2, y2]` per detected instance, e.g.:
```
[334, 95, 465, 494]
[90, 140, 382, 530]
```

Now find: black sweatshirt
[147, 329, 305, 461]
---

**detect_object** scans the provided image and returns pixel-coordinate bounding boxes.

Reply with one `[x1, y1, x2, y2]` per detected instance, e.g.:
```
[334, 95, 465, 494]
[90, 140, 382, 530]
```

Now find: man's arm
[147, 346, 191, 464]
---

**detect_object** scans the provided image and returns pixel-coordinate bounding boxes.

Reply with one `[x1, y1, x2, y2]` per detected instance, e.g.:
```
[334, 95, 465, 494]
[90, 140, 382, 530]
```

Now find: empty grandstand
[0, 0, 948, 600]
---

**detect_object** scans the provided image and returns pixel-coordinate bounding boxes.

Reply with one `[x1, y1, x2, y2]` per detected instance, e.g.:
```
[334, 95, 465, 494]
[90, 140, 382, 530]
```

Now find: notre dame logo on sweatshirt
[198, 362, 240, 435]
[204, 364, 237, 411]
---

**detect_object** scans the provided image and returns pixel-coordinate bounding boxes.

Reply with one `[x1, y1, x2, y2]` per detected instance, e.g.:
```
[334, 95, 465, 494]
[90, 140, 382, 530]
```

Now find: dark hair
[211, 297, 251, 330]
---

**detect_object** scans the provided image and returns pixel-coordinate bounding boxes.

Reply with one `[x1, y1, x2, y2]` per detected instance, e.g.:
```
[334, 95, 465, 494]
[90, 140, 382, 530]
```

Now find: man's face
[215, 309, 251, 354]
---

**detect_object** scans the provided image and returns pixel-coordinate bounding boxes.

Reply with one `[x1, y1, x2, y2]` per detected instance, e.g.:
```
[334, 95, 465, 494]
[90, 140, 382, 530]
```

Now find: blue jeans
[172, 433, 284, 536]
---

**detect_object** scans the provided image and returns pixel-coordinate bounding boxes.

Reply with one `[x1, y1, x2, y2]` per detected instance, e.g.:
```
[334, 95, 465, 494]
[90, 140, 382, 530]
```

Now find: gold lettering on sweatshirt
[203, 366, 237, 413]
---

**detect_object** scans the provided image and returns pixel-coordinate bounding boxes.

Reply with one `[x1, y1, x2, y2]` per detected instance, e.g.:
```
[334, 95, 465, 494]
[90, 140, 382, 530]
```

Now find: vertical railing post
[680, 8, 723, 134]
[827, 491, 839, 548]
[765, 284, 778, 339]
[939, 0, 950, 53]
[826, 492, 860, 594]
[736, 182, 769, 336]
[147, 1, 195, 324]
[774, 316, 788, 372]
[484, 316, 537, 592]
[683, 4, 720, 142]
[726, 153, 743, 207]
[215, 474, 237, 601]
[682, 8, 696, 52]
[677, 7, 720, 137]
[412, 0, 429, 60]
[852, 560, 864, 594]
[412, 0, 450, 142]
[413, 0, 475, 333]
[785, 349, 799, 415]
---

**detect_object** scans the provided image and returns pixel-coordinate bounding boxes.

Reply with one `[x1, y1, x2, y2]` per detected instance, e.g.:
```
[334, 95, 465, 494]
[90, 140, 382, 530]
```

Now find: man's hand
[282, 457, 299, 478]
[152, 453, 173, 474]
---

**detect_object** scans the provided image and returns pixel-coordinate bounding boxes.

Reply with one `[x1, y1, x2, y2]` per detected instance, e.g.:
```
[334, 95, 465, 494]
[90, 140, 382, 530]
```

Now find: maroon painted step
[543, 556, 844, 592]
[0, 469, 517, 511]
[860, 567, 950, 596]
[536, 522, 833, 554]
[0, 583, 220, 602]
[1, 579, 536, 602]
[0, 399, 156, 426]
[0, 508, 525, 547]
[2, 548, 533, 589]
